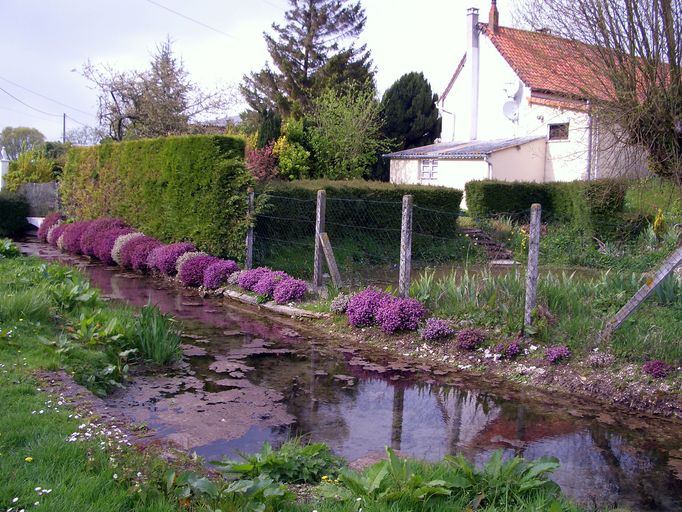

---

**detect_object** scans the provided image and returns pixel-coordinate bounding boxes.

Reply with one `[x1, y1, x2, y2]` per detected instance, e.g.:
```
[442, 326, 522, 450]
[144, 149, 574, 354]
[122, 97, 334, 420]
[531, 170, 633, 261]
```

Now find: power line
[0, 85, 62, 118]
[143, 0, 237, 39]
[0, 75, 93, 116]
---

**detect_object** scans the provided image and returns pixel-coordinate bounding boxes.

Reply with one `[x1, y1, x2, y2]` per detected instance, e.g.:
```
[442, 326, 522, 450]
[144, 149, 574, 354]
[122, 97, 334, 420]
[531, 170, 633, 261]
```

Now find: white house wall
[489, 138, 546, 182]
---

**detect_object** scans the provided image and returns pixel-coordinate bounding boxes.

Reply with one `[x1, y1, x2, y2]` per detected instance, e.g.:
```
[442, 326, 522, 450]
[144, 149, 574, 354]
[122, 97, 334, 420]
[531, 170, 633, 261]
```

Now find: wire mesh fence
[252, 192, 476, 287]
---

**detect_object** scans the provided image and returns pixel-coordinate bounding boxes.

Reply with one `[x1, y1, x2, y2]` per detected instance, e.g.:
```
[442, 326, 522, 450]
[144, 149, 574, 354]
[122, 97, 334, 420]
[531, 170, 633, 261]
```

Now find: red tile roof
[479, 23, 607, 101]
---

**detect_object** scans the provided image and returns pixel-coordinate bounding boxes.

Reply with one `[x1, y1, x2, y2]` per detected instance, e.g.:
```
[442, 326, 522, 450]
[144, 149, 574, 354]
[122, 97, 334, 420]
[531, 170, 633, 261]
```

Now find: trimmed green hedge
[256, 179, 463, 239]
[465, 179, 629, 238]
[60, 135, 252, 260]
[0, 192, 29, 237]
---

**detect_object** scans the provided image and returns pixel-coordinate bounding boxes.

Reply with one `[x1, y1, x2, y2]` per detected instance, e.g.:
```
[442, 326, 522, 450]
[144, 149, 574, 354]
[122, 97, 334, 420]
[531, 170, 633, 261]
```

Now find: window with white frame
[420, 159, 438, 180]
[548, 122, 569, 140]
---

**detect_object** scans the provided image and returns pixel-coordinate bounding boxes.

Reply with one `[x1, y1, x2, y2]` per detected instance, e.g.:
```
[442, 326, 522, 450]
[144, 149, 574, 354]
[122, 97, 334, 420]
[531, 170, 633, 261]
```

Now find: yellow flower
[25, 456, 33, 462]
[321, 475, 329, 481]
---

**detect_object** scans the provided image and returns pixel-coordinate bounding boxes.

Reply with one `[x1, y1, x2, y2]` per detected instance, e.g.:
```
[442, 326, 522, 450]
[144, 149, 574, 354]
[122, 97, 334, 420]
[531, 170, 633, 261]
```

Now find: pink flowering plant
[642, 359, 673, 379]
[375, 297, 427, 334]
[47, 223, 69, 246]
[273, 277, 307, 304]
[80, 218, 127, 256]
[252, 270, 289, 297]
[94, 227, 135, 264]
[346, 288, 393, 328]
[130, 238, 163, 273]
[61, 221, 93, 254]
[120, 236, 158, 269]
[37, 212, 62, 241]
[238, 267, 272, 291]
[203, 259, 240, 289]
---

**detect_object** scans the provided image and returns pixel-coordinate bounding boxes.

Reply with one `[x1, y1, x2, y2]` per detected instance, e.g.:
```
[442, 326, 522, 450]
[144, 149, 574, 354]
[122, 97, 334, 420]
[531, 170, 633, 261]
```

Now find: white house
[387, 1, 646, 204]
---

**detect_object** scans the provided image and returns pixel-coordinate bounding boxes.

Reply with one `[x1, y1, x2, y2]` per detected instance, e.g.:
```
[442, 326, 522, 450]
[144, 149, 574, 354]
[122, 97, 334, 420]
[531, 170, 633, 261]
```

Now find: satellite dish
[503, 101, 519, 122]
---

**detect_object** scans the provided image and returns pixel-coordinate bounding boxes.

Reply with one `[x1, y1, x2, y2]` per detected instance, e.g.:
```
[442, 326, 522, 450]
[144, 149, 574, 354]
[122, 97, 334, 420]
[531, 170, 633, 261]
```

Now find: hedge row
[464, 179, 629, 237]
[255, 179, 463, 242]
[0, 192, 29, 237]
[59, 135, 252, 260]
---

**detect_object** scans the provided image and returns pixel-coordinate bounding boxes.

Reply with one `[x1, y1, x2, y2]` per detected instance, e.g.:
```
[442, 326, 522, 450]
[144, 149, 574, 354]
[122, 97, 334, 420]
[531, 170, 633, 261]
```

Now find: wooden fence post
[319, 232, 343, 288]
[245, 187, 254, 269]
[600, 244, 682, 341]
[313, 190, 326, 289]
[399, 194, 413, 298]
[523, 203, 541, 330]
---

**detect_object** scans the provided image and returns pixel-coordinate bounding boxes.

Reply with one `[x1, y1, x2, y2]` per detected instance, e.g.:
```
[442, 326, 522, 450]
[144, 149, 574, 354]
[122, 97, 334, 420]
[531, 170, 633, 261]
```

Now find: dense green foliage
[60, 135, 252, 260]
[4, 146, 60, 191]
[0, 191, 29, 236]
[0, 126, 45, 160]
[465, 179, 629, 239]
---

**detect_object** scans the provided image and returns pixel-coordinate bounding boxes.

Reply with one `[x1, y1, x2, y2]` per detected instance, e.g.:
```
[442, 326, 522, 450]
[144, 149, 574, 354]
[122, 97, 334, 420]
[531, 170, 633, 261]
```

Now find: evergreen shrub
[0, 192, 29, 237]
[60, 135, 252, 260]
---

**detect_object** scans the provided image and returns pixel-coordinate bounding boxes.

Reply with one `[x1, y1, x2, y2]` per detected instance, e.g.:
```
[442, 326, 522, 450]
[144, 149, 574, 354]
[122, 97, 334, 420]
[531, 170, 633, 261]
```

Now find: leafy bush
[245, 141, 279, 182]
[148, 242, 197, 275]
[0, 191, 29, 237]
[178, 255, 220, 287]
[456, 328, 486, 350]
[545, 345, 571, 364]
[203, 259, 240, 289]
[134, 303, 181, 364]
[642, 359, 673, 378]
[346, 288, 393, 327]
[274, 136, 311, 180]
[0, 239, 20, 259]
[273, 277, 307, 304]
[375, 297, 427, 334]
[61, 220, 93, 254]
[419, 318, 454, 342]
[4, 147, 57, 191]
[37, 212, 62, 241]
[60, 135, 252, 260]
[79, 218, 127, 257]
[93, 227, 135, 264]
[213, 439, 344, 484]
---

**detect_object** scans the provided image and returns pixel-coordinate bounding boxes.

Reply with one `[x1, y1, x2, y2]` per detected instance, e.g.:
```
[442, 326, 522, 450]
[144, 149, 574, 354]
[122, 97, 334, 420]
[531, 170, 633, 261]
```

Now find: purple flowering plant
[346, 288, 393, 328]
[80, 218, 127, 256]
[179, 255, 220, 287]
[419, 318, 454, 342]
[375, 297, 427, 334]
[130, 238, 163, 273]
[253, 270, 289, 297]
[47, 223, 69, 246]
[203, 259, 240, 289]
[148, 242, 197, 275]
[545, 345, 571, 364]
[642, 359, 673, 379]
[37, 212, 62, 241]
[93, 227, 135, 264]
[273, 277, 307, 304]
[457, 328, 486, 350]
[120, 235, 157, 269]
[61, 221, 93, 254]
[238, 267, 272, 291]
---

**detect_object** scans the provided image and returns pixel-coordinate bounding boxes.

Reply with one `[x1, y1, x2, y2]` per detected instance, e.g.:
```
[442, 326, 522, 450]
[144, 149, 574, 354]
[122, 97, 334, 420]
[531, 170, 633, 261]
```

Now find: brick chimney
[489, 0, 499, 33]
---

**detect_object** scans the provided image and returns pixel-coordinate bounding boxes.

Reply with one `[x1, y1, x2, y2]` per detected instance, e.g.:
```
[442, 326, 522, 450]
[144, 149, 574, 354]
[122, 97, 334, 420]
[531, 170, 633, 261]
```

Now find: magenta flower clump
[120, 235, 158, 269]
[346, 288, 393, 328]
[375, 297, 427, 334]
[47, 223, 69, 246]
[203, 259, 240, 289]
[238, 267, 272, 291]
[130, 238, 163, 273]
[457, 328, 486, 350]
[252, 270, 289, 297]
[93, 227, 135, 264]
[61, 221, 93, 254]
[545, 345, 571, 364]
[80, 217, 127, 257]
[148, 242, 197, 275]
[37, 212, 63, 241]
[178, 255, 220, 287]
[273, 277, 307, 304]
[642, 359, 673, 379]
[419, 318, 454, 342]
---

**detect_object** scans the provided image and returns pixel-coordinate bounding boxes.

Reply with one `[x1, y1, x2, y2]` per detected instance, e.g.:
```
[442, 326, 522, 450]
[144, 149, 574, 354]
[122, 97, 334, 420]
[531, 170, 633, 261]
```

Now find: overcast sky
[1, 0, 513, 141]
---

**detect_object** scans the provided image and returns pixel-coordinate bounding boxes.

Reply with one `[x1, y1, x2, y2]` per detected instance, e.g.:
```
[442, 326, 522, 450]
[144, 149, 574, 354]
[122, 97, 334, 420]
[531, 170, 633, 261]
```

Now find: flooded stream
[20, 239, 682, 510]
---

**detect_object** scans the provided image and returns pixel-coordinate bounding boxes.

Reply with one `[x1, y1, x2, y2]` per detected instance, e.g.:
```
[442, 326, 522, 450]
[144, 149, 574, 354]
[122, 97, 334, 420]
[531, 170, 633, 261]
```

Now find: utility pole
[62, 113, 66, 143]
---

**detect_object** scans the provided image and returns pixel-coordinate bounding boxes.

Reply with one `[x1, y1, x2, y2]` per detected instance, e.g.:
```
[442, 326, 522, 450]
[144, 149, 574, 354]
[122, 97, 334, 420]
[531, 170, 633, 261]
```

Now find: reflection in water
[19, 241, 682, 511]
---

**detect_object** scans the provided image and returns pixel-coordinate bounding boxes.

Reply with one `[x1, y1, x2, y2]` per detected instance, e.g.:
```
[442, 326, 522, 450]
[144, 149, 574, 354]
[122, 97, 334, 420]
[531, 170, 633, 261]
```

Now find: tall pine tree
[241, 0, 373, 117]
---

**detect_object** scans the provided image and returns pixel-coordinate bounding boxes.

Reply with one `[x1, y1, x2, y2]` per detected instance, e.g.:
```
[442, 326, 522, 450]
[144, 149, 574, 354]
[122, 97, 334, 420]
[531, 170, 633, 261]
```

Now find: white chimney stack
[467, 7, 480, 140]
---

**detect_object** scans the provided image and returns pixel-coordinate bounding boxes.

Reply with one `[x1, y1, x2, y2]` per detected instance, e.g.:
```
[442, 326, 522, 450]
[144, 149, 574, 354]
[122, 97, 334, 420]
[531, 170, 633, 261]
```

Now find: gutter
[585, 100, 593, 180]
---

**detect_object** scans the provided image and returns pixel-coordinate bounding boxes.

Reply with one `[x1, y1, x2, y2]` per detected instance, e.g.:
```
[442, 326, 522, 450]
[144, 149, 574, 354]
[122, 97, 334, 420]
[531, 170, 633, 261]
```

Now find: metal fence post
[399, 194, 413, 297]
[245, 187, 254, 269]
[523, 203, 542, 330]
[313, 190, 326, 289]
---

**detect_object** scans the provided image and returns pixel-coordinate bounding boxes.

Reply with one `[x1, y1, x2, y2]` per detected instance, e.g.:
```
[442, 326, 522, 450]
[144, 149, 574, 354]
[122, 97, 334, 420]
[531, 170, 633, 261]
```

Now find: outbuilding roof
[384, 135, 544, 160]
